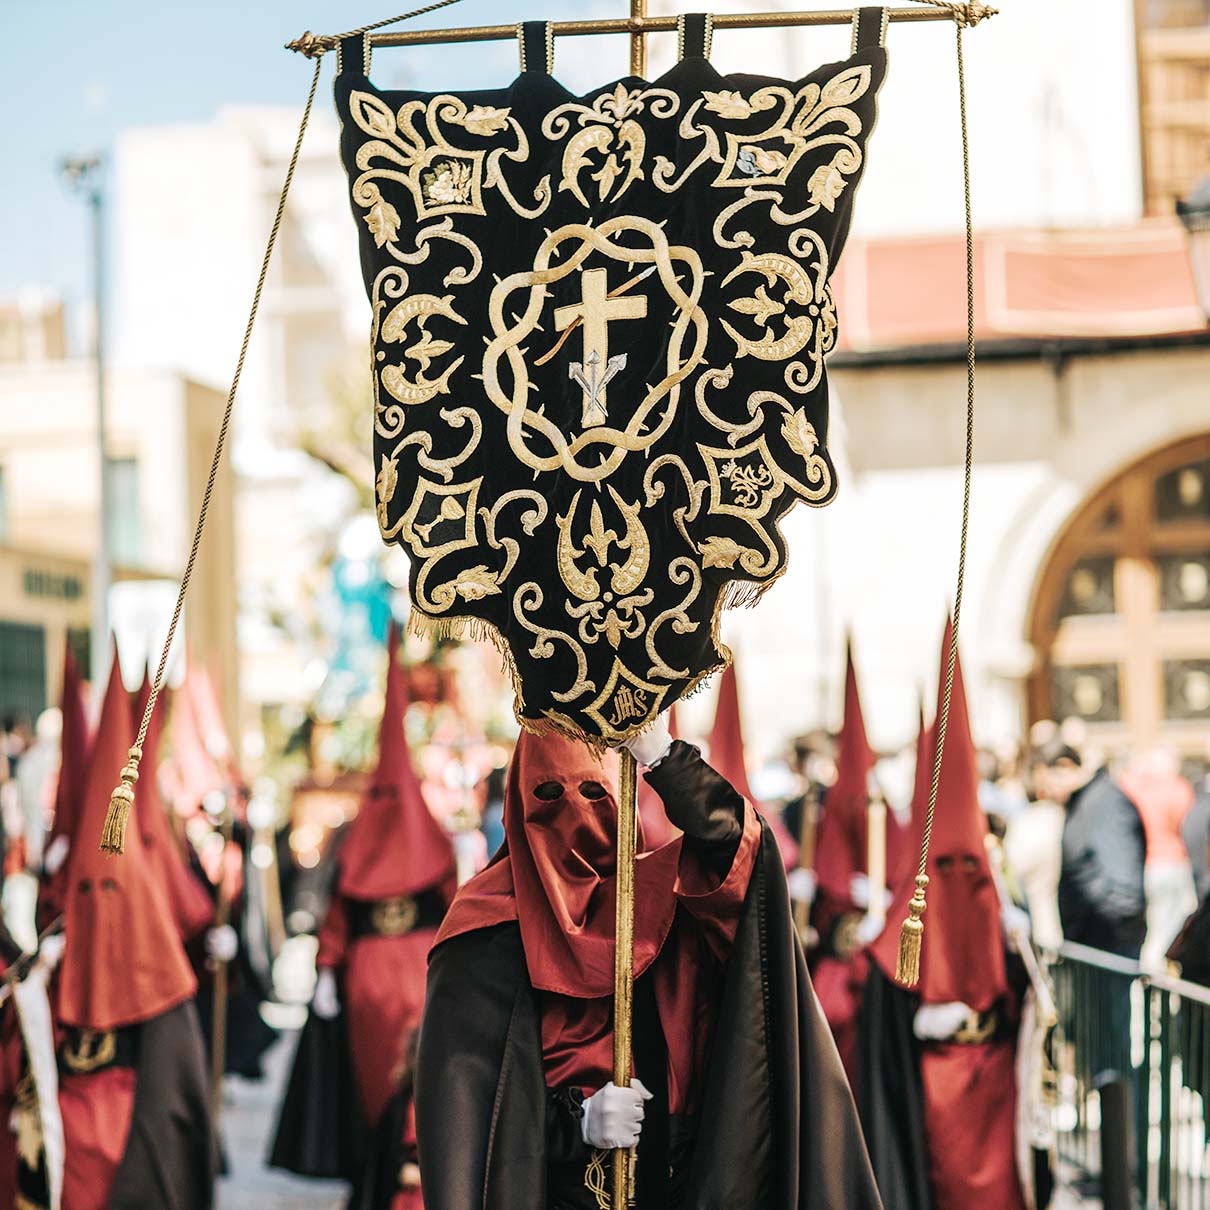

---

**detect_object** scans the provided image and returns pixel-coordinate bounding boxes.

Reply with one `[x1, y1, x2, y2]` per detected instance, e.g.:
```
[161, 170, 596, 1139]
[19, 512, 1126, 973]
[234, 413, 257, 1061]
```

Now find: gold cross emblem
[554, 267, 647, 428]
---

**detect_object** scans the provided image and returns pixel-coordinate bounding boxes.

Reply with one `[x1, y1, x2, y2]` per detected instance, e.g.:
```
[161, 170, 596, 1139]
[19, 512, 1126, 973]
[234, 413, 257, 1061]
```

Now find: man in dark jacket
[1181, 775, 1210, 902]
[1038, 740, 1146, 959]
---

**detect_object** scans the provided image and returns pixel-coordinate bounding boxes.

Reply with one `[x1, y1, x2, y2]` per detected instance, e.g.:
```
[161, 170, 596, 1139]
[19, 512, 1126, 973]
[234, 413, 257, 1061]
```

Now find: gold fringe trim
[895, 874, 929, 986]
[405, 554, 783, 749]
[99, 746, 142, 855]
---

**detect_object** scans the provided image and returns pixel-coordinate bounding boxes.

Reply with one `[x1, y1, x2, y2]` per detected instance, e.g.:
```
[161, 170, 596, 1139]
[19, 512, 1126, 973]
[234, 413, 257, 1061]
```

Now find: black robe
[415, 821, 882, 1210]
[111, 1000, 218, 1210]
[856, 966, 931, 1210]
[267, 1002, 367, 1181]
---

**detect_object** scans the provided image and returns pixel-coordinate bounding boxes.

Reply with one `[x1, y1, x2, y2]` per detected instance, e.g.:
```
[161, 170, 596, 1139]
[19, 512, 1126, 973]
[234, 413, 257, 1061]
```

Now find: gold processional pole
[611, 12, 645, 1202]
[610, 13, 645, 1206]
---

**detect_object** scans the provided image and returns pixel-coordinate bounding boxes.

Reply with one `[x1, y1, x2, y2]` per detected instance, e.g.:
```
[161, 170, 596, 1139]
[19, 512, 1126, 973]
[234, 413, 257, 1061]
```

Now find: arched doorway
[1028, 434, 1210, 757]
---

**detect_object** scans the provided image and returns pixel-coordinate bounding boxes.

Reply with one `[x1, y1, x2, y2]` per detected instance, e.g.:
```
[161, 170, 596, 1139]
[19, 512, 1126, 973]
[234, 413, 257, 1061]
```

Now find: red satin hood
[436, 729, 680, 997]
[814, 642, 902, 902]
[58, 654, 197, 1030]
[338, 624, 455, 901]
[869, 622, 1005, 1010]
[709, 662, 798, 867]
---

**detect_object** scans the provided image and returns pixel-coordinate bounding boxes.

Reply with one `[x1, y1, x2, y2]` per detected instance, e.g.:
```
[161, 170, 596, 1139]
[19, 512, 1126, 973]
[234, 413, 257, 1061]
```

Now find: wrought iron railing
[1051, 942, 1210, 1209]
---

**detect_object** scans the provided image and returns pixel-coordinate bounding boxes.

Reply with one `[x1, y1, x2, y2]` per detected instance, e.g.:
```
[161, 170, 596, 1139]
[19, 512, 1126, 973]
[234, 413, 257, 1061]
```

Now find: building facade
[0, 301, 237, 727]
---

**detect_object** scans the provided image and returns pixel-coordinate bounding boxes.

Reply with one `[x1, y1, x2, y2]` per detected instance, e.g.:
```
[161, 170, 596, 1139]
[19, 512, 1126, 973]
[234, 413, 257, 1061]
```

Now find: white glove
[849, 873, 891, 913]
[913, 1001, 974, 1041]
[205, 925, 238, 964]
[312, 967, 341, 1020]
[35, 932, 66, 974]
[787, 868, 816, 904]
[855, 913, 885, 947]
[581, 1079, 653, 1149]
[620, 713, 673, 769]
[1000, 903, 1031, 953]
[44, 835, 70, 876]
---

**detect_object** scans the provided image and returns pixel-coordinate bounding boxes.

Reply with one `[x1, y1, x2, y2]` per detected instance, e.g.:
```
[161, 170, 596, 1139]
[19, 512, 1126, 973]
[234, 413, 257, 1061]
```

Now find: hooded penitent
[810, 642, 899, 1087]
[868, 623, 1005, 1011]
[274, 623, 458, 1173]
[708, 662, 798, 867]
[419, 728, 884, 1210]
[862, 621, 1024, 1210]
[38, 644, 92, 929]
[439, 730, 681, 998]
[338, 624, 456, 902]
[132, 671, 215, 944]
[814, 641, 902, 907]
[58, 654, 198, 1033]
[53, 653, 212, 1210]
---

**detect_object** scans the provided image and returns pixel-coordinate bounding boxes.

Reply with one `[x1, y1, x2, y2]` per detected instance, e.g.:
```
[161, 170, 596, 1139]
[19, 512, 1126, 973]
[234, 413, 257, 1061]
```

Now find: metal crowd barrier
[1051, 942, 1210, 1209]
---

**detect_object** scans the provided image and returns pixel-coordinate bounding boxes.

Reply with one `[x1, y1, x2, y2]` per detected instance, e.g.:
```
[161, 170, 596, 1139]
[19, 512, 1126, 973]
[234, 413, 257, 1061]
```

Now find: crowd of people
[0, 620, 1206, 1208]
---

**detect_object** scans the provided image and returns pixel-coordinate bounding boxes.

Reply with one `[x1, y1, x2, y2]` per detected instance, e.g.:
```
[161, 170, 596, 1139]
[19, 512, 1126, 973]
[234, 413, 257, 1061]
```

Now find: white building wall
[651, 0, 1143, 234]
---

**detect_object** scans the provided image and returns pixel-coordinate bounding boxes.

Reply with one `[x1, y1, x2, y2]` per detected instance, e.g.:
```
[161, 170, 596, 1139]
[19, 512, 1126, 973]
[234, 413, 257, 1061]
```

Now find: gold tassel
[99, 746, 141, 855]
[895, 873, 929, 986]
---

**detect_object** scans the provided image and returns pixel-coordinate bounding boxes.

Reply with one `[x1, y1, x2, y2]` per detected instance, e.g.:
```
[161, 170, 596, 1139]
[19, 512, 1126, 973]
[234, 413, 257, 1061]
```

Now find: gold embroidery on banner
[482, 217, 707, 482]
[63, 1029, 117, 1074]
[352, 53, 873, 741]
[377, 291, 467, 408]
[585, 659, 669, 736]
[542, 85, 679, 208]
[370, 895, 419, 936]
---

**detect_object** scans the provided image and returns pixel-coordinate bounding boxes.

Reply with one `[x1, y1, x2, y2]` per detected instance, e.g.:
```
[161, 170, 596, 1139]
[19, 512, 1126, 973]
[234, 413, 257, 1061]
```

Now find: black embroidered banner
[335, 12, 888, 743]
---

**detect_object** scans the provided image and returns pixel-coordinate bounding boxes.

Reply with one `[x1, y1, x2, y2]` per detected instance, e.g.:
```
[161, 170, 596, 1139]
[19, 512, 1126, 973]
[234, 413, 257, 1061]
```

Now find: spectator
[1003, 774, 1065, 951]
[1119, 746, 1197, 970]
[1040, 737, 1146, 959]
[1182, 759, 1210, 902]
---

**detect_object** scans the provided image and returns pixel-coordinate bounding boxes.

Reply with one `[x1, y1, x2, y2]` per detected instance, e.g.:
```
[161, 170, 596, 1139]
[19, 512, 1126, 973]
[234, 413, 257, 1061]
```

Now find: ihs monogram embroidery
[336, 22, 887, 742]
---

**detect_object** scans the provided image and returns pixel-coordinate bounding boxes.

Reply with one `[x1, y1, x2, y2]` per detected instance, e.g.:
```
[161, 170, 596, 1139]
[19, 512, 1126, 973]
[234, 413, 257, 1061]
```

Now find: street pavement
[216, 1031, 345, 1210]
[215, 1025, 1100, 1209]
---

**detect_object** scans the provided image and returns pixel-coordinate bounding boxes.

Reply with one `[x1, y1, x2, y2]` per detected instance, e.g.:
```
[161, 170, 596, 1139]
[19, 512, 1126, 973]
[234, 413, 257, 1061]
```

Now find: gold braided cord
[896, 15, 976, 984]
[287, 0, 470, 57]
[99, 56, 324, 853]
[904, 0, 998, 25]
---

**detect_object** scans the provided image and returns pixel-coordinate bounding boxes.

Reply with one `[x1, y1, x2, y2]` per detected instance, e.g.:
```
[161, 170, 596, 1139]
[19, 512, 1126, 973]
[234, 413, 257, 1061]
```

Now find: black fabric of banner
[335, 32, 887, 742]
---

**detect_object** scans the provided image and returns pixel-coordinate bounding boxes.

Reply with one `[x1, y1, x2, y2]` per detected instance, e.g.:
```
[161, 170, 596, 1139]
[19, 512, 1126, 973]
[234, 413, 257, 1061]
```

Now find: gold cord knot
[99, 745, 142, 856]
[895, 873, 930, 986]
[285, 30, 337, 58]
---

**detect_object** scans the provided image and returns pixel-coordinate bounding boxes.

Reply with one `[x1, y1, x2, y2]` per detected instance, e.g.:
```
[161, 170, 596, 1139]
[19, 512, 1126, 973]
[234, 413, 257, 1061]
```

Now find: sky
[1, 0, 621, 342]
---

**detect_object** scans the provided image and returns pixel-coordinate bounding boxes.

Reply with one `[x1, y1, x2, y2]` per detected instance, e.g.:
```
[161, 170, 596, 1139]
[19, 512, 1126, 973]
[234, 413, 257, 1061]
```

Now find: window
[1030, 436, 1210, 756]
[0, 622, 47, 725]
[106, 457, 141, 565]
